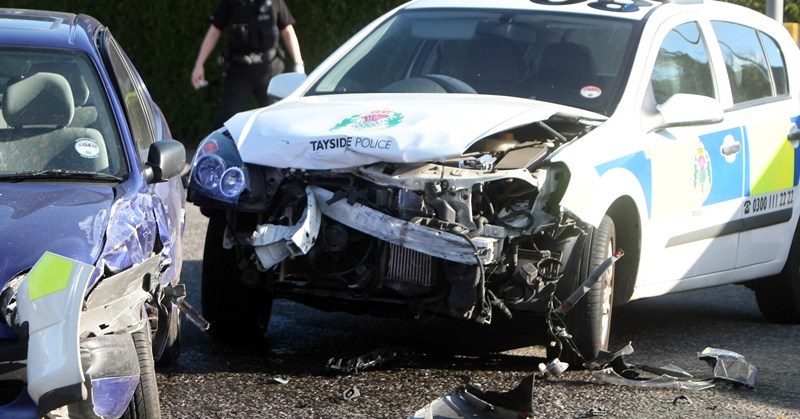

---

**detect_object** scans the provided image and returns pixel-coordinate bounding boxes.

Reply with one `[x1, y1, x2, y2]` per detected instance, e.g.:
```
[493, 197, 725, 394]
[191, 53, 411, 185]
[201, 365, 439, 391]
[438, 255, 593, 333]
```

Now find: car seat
[0, 72, 109, 174]
[28, 61, 99, 128]
[463, 37, 527, 96]
[535, 42, 598, 107]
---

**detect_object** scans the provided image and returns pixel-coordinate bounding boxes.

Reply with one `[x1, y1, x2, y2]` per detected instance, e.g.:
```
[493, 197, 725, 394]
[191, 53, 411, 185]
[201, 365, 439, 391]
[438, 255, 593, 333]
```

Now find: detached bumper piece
[7, 252, 159, 418]
[17, 252, 99, 415]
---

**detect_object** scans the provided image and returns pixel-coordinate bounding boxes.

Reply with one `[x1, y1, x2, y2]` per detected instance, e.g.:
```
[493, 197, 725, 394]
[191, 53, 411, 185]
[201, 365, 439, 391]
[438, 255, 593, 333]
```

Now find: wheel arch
[606, 195, 641, 305]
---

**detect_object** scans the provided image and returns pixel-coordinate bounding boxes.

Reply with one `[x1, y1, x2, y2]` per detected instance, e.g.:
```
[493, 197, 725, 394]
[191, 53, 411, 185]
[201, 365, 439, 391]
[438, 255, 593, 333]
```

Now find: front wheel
[551, 215, 616, 367]
[201, 215, 273, 341]
[122, 329, 161, 419]
[752, 228, 800, 323]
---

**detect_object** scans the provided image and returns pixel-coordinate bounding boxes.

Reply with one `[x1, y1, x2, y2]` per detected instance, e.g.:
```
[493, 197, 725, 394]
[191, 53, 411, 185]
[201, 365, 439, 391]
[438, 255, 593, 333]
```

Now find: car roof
[402, 0, 756, 22]
[0, 8, 102, 53]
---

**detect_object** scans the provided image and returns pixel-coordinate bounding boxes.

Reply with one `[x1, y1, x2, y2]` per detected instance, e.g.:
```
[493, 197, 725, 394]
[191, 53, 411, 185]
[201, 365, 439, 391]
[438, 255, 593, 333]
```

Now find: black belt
[228, 49, 277, 65]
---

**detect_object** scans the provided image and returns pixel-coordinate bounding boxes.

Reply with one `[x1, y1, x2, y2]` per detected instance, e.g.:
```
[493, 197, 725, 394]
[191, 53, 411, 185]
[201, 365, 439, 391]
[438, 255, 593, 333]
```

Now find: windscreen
[308, 9, 637, 115]
[0, 48, 127, 180]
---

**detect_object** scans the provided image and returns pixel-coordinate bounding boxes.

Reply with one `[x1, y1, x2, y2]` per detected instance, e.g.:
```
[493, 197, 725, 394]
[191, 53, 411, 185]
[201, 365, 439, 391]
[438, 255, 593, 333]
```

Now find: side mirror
[267, 72, 308, 100]
[144, 139, 186, 183]
[651, 94, 723, 132]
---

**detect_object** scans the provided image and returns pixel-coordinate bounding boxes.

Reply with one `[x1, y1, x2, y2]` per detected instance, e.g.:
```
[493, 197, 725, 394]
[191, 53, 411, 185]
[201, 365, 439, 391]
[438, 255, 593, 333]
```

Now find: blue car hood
[0, 183, 115, 287]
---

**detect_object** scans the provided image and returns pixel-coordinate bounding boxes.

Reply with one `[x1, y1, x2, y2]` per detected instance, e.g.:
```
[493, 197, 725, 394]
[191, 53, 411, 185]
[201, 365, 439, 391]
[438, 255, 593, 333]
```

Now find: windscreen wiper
[0, 169, 123, 183]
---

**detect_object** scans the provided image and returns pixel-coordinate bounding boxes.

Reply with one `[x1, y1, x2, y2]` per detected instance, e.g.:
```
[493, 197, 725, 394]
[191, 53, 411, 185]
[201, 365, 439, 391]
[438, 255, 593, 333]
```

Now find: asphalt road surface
[157, 203, 800, 418]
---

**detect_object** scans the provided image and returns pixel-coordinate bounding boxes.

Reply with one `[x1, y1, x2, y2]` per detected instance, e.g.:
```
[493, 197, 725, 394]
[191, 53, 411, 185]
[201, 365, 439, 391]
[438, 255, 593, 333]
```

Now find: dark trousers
[214, 58, 284, 126]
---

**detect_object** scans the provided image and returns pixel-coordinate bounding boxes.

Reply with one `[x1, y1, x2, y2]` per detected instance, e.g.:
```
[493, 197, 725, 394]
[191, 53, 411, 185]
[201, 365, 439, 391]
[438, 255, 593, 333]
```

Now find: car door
[639, 19, 744, 283]
[709, 20, 798, 269]
[101, 30, 185, 277]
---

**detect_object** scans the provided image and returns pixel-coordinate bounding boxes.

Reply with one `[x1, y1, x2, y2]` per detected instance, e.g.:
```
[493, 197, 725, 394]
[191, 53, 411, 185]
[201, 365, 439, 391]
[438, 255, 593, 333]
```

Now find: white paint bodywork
[226, 94, 600, 170]
[223, 0, 800, 304]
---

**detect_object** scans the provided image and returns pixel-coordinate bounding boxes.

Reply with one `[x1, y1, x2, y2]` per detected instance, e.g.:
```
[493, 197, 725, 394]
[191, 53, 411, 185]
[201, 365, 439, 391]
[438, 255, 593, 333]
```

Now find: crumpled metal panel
[311, 186, 502, 265]
[97, 191, 175, 282]
[81, 255, 159, 336]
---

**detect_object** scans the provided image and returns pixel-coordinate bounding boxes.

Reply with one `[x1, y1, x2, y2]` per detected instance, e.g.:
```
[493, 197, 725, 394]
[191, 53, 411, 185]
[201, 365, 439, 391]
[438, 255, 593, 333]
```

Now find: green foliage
[3, 0, 404, 145]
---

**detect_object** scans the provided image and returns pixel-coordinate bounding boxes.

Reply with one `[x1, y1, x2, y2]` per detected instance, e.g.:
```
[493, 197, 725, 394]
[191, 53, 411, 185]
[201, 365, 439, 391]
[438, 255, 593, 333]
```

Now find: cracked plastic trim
[249, 186, 321, 270]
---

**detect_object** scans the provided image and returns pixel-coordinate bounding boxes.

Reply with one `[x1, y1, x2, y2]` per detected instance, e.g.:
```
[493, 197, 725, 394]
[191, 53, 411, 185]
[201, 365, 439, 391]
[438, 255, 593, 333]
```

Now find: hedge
[1, 0, 795, 146]
[2, 0, 405, 146]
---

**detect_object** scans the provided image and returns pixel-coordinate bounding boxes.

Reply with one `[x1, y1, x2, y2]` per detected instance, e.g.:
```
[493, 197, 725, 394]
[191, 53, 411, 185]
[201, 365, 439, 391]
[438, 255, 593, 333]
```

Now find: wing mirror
[649, 93, 724, 132]
[267, 72, 308, 101]
[144, 139, 186, 183]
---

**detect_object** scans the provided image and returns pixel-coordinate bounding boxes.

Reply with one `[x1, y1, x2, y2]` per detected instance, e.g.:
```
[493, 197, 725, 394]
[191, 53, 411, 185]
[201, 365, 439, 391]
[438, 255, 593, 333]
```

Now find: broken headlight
[189, 129, 250, 203]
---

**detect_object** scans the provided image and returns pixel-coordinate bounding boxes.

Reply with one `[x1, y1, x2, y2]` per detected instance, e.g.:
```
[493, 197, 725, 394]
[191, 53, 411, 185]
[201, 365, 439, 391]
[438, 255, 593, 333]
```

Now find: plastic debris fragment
[325, 347, 412, 374]
[698, 347, 757, 388]
[410, 375, 536, 419]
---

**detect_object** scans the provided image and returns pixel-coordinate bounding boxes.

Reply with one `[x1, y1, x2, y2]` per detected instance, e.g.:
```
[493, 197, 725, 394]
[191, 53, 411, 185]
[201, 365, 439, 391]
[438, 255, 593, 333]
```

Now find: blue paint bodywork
[0, 8, 185, 418]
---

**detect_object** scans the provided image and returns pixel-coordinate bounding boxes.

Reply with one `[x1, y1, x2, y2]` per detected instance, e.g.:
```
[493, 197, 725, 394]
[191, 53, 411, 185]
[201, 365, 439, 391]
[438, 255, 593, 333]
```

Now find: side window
[760, 32, 788, 96]
[651, 22, 715, 105]
[102, 32, 156, 162]
[712, 21, 773, 104]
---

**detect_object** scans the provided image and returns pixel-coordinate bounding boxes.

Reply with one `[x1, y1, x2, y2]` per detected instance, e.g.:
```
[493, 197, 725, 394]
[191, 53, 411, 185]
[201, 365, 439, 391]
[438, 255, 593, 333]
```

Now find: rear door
[708, 21, 798, 268]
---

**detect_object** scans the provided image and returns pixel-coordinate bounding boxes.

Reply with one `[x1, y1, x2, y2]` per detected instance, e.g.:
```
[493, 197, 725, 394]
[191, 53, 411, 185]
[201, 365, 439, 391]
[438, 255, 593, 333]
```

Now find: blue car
[0, 8, 187, 418]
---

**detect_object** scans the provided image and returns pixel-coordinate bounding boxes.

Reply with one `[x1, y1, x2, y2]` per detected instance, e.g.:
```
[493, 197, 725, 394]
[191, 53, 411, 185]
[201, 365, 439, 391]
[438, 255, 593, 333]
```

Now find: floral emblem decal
[330, 110, 404, 131]
[694, 145, 712, 202]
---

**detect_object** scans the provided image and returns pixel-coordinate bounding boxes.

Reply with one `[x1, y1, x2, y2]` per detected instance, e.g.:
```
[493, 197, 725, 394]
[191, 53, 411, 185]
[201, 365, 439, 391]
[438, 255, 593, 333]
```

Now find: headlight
[189, 130, 250, 203]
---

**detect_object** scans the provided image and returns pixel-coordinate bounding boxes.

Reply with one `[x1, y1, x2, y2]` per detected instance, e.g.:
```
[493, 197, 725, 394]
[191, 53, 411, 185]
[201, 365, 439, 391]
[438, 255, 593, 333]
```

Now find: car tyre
[122, 329, 160, 419]
[155, 309, 181, 367]
[752, 228, 800, 323]
[551, 215, 615, 368]
[201, 215, 273, 341]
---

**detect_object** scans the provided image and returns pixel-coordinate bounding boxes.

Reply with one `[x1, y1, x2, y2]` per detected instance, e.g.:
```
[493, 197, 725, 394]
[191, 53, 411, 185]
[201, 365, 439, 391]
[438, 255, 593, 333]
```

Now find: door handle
[721, 142, 741, 156]
[789, 129, 800, 148]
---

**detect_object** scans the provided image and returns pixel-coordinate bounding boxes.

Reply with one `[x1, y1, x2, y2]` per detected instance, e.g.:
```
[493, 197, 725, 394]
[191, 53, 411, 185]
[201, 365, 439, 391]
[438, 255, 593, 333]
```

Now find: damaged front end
[189, 112, 606, 358]
[0, 190, 188, 419]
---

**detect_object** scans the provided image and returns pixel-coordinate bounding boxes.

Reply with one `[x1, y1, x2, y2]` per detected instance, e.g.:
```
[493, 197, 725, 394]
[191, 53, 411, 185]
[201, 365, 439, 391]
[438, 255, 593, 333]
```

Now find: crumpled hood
[0, 184, 114, 286]
[227, 94, 600, 170]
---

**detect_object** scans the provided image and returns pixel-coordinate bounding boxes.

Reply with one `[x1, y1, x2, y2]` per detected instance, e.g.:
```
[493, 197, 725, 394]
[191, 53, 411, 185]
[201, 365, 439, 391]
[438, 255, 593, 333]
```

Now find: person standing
[191, 0, 304, 126]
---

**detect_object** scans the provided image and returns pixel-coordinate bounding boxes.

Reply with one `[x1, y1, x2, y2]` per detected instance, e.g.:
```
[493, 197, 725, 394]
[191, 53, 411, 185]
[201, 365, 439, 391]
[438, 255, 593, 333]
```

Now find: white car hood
[226, 94, 599, 170]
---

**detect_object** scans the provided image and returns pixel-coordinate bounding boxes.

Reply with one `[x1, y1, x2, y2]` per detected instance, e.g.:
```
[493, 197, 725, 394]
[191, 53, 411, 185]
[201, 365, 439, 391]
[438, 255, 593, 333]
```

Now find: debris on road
[588, 343, 757, 390]
[267, 376, 289, 385]
[325, 347, 412, 374]
[410, 375, 536, 419]
[698, 347, 757, 388]
[343, 387, 361, 401]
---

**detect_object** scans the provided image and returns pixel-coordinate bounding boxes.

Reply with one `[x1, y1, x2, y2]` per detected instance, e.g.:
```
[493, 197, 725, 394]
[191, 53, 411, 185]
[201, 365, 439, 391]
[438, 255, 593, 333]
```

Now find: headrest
[3, 72, 74, 128]
[466, 37, 524, 82]
[28, 61, 90, 106]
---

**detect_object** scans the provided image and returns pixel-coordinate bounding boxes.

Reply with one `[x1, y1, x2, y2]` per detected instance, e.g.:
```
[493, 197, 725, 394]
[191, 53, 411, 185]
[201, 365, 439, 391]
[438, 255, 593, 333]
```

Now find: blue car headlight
[189, 130, 249, 203]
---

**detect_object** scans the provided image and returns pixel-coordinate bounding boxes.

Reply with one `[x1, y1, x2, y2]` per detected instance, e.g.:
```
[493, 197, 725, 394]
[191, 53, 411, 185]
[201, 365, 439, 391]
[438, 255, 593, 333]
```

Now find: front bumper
[246, 185, 505, 271]
[0, 252, 159, 418]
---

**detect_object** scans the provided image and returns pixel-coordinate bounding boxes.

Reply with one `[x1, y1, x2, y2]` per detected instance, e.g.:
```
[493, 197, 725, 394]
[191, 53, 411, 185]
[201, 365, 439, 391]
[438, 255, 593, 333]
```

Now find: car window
[711, 21, 775, 104]
[102, 32, 156, 163]
[651, 22, 715, 105]
[309, 9, 637, 115]
[760, 32, 788, 96]
[0, 47, 127, 178]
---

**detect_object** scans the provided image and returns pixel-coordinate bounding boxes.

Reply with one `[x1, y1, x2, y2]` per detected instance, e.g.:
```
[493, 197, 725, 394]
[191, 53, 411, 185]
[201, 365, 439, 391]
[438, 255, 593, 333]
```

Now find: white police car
[188, 0, 800, 367]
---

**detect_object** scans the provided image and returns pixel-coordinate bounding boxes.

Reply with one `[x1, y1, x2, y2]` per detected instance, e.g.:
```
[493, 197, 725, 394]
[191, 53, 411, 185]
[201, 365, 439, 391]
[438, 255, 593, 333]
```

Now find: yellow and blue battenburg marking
[594, 116, 798, 221]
